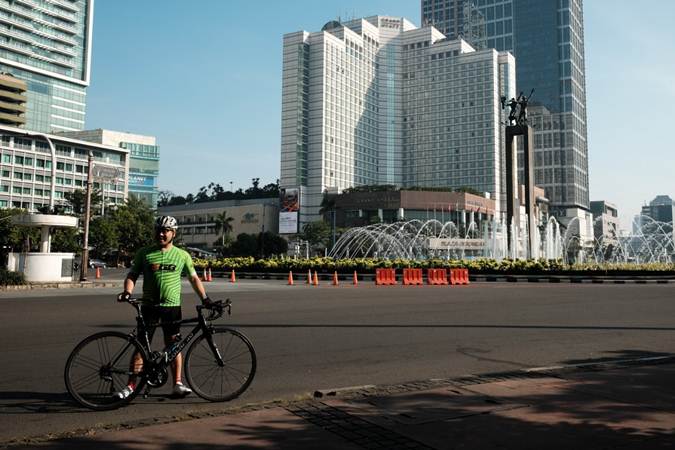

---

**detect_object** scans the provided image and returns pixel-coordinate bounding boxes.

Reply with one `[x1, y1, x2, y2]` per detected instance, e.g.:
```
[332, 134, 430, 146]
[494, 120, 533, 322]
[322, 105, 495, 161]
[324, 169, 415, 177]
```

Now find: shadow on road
[8, 350, 675, 450]
[94, 322, 675, 331]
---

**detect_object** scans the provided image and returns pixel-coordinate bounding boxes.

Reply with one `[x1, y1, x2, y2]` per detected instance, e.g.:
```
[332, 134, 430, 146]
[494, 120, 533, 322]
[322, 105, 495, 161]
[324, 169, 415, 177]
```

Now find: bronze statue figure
[516, 89, 534, 126]
[501, 89, 535, 126]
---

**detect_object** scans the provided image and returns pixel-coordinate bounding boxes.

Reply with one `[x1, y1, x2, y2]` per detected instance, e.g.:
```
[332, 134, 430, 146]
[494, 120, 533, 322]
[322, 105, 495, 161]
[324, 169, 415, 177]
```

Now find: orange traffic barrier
[449, 268, 459, 285]
[427, 268, 449, 285]
[288, 271, 294, 285]
[461, 268, 470, 285]
[353, 271, 359, 286]
[403, 268, 423, 285]
[230, 269, 236, 283]
[332, 271, 339, 286]
[313, 270, 319, 286]
[375, 268, 397, 285]
[95, 266, 101, 279]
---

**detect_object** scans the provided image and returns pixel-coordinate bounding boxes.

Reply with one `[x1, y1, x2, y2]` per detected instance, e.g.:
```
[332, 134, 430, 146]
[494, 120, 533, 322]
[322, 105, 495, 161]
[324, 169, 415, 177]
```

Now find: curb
[207, 272, 675, 284]
[0, 281, 122, 291]
[471, 275, 675, 284]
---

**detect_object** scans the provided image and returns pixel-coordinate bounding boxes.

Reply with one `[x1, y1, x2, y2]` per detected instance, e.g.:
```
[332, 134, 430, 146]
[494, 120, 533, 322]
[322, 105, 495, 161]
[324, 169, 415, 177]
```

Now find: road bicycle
[64, 298, 256, 410]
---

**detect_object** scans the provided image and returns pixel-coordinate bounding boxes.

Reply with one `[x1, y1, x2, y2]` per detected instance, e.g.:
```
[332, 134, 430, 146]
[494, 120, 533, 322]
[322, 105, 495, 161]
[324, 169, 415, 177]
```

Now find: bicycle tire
[64, 331, 148, 410]
[184, 327, 256, 402]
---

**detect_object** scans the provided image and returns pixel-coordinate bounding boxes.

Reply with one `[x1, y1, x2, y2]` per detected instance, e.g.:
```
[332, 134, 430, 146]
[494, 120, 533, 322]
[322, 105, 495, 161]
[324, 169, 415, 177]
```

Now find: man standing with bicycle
[116, 215, 211, 399]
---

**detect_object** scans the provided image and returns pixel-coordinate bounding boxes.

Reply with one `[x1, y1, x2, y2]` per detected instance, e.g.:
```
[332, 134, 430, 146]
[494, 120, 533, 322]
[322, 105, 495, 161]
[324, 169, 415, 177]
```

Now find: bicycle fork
[205, 331, 225, 367]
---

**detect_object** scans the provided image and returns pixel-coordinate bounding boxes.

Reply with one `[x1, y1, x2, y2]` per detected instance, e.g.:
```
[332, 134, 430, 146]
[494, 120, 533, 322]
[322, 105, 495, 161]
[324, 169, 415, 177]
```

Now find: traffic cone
[207, 268, 213, 282]
[313, 270, 319, 286]
[230, 269, 236, 283]
[288, 271, 294, 285]
[332, 271, 339, 286]
[307, 269, 312, 284]
[95, 266, 101, 279]
[353, 270, 358, 286]
[203, 268, 208, 282]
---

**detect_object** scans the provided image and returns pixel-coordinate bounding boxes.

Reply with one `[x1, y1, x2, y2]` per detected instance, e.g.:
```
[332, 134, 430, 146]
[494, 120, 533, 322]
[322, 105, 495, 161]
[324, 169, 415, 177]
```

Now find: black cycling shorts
[139, 305, 182, 344]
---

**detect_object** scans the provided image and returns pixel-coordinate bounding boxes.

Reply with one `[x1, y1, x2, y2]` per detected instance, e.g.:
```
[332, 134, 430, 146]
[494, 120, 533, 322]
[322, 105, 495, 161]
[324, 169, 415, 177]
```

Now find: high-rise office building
[422, 0, 590, 223]
[641, 195, 674, 224]
[281, 16, 514, 226]
[0, 0, 93, 132]
[58, 129, 160, 208]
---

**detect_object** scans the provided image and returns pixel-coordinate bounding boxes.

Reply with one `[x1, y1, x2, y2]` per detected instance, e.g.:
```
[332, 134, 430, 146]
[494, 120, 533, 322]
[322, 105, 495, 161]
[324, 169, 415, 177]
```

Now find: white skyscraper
[0, 0, 94, 132]
[280, 16, 515, 227]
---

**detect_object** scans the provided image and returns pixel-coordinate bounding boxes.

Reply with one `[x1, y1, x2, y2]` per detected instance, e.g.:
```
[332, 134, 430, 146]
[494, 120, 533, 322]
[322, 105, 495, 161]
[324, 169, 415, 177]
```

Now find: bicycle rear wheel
[64, 331, 147, 410]
[184, 327, 256, 402]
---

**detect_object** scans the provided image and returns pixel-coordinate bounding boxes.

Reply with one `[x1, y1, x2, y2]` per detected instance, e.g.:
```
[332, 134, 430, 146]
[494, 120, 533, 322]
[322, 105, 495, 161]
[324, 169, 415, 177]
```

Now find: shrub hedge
[193, 257, 675, 276]
[0, 269, 25, 286]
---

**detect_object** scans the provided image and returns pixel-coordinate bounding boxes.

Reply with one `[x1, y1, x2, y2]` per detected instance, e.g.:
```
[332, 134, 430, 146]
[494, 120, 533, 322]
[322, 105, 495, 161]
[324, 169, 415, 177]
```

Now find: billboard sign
[279, 187, 300, 234]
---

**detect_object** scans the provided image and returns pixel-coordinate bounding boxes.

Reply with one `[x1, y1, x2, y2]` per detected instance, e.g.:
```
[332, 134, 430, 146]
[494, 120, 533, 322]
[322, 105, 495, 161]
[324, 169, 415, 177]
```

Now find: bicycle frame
[132, 302, 225, 369]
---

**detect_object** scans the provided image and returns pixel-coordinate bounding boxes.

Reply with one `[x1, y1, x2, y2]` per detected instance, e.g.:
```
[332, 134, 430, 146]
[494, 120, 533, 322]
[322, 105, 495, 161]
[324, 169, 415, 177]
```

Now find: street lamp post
[80, 151, 94, 281]
[22, 132, 57, 211]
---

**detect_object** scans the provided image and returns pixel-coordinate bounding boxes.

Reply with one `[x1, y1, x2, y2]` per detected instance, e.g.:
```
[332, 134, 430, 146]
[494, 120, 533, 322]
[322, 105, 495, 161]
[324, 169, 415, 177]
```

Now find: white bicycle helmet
[155, 215, 178, 230]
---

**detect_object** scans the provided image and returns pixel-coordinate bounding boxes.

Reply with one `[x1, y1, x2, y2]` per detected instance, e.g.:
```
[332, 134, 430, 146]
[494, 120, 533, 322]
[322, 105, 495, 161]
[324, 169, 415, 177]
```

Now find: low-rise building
[330, 189, 497, 228]
[0, 124, 128, 212]
[590, 200, 619, 241]
[158, 198, 279, 250]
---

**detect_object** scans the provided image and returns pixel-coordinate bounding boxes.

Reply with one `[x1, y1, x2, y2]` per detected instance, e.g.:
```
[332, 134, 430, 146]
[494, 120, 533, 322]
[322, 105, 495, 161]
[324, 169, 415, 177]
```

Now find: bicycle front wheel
[64, 331, 147, 410]
[184, 327, 256, 402]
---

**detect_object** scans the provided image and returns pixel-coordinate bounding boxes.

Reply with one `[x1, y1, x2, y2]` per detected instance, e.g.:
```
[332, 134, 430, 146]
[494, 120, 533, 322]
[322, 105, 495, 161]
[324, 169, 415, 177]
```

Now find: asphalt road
[1, 280, 674, 444]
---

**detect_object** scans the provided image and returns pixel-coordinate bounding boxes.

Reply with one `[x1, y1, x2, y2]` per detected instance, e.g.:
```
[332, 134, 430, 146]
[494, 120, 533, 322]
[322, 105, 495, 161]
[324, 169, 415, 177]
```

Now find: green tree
[109, 196, 154, 264]
[229, 233, 259, 256]
[301, 220, 331, 249]
[0, 209, 40, 255]
[157, 190, 173, 207]
[89, 216, 119, 258]
[214, 211, 234, 246]
[51, 227, 80, 253]
[64, 188, 102, 215]
[259, 231, 288, 257]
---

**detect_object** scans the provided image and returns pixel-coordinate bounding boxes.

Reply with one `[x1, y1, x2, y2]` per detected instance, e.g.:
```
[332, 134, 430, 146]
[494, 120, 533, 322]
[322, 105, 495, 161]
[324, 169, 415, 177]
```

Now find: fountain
[587, 215, 674, 264]
[328, 212, 674, 264]
[330, 217, 530, 260]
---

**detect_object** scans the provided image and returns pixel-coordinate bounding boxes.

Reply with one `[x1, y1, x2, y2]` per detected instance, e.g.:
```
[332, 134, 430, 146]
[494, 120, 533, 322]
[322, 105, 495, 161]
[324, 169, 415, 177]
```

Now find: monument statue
[516, 89, 534, 126]
[501, 89, 535, 126]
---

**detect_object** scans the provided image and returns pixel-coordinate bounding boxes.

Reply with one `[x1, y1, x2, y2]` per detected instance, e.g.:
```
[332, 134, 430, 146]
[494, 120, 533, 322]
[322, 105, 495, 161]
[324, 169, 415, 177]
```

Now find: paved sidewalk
[13, 361, 675, 449]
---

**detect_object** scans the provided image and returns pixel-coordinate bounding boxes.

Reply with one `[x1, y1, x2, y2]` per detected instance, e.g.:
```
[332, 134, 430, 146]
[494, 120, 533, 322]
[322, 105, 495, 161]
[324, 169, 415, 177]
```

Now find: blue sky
[86, 1, 675, 229]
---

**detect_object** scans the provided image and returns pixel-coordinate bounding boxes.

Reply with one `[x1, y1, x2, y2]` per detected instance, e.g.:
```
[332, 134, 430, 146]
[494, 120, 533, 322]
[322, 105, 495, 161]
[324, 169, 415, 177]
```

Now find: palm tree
[214, 211, 234, 246]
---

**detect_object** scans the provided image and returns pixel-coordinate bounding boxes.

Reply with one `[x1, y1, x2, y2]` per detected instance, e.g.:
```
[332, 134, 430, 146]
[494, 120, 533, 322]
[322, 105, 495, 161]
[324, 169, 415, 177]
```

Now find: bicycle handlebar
[124, 298, 232, 321]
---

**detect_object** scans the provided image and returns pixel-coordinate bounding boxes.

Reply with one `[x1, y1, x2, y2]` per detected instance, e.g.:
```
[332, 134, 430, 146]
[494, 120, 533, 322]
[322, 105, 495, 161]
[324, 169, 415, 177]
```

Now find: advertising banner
[279, 187, 300, 234]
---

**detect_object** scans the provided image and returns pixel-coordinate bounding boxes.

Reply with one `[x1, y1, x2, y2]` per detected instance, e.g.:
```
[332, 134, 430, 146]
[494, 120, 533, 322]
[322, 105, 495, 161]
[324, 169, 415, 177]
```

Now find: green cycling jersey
[129, 245, 197, 307]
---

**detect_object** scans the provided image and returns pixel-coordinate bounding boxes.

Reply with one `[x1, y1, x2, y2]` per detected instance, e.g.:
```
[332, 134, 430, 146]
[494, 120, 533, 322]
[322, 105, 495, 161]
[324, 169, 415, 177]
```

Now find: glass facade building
[0, 0, 93, 132]
[281, 16, 514, 225]
[422, 0, 590, 216]
[57, 129, 160, 209]
[122, 141, 159, 208]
